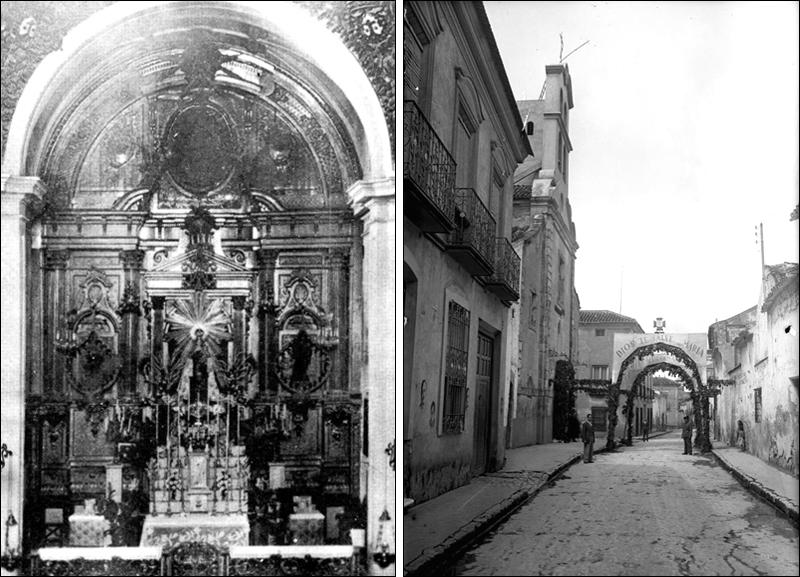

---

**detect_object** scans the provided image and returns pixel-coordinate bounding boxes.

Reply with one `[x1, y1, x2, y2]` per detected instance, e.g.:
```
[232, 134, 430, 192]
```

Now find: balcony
[403, 100, 456, 233]
[482, 238, 521, 302]
[446, 188, 495, 276]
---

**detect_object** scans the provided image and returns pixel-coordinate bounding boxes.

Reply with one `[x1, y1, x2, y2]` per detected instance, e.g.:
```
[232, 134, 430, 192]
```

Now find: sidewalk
[403, 432, 614, 576]
[403, 429, 799, 576]
[710, 442, 799, 526]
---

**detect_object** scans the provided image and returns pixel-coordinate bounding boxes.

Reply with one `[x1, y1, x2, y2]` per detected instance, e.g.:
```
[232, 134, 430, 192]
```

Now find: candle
[166, 403, 171, 473]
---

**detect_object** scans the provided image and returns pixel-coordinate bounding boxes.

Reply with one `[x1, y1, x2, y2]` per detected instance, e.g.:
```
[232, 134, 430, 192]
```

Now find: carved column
[119, 250, 144, 398]
[256, 249, 278, 397]
[1, 175, 44, 573]
[150, 296, 166, 388]
[329, 247, 350, 391]
[348, 178, 395, 575]
[232, 296, 247, 360]
[43, 249, 69, 396]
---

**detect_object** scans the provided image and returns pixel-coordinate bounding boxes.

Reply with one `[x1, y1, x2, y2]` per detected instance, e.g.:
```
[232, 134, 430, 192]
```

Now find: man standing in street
[581, 413, 595, 463]
[682, 414, 694, 455]
[642, 418, 649, 442]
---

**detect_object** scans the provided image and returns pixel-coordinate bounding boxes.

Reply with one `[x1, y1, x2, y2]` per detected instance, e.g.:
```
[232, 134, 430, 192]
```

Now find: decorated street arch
[608, 333, 712, 450]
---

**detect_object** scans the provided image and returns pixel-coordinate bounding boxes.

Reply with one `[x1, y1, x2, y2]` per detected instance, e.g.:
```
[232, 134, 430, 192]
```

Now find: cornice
[543, 112, 573, 151]
[529, 196, 579, 255]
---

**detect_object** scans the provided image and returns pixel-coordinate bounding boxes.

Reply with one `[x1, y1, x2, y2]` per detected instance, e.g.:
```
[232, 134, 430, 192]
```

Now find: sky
[484, 1, 799, 334]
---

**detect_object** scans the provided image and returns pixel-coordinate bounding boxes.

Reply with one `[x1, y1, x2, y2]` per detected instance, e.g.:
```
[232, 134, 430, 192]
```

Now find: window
[403, 6, 430, 102]
[592, 407, 608, 432]
[591, 365, 609, 380]
[595, 328, 605, 337]
[754, 388, 762, 423]
[557, 131, 563, 174]
[454, 104, 477, 189]
[490, 168, 503, 219]
[443, 301, 470, 434]
[525, 121, 534, 135]
[528, 290, 538, 329]
[557, 255, 565, 305]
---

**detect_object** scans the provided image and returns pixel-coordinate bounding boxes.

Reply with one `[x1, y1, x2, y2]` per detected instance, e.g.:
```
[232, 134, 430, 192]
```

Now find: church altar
[139, 513, 250, 549]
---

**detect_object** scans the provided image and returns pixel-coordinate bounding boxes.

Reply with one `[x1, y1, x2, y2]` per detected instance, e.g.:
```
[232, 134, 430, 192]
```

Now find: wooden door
[472, 332, 494, 475]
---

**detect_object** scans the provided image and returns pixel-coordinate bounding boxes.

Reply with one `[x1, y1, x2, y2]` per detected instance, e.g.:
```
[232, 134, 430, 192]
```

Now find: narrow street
[453, 431, 799, 576]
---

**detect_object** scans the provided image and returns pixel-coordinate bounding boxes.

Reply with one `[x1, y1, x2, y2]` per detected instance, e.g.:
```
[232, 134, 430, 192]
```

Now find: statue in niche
[276, 326, 331, 394]
[289, 329, 314, 388]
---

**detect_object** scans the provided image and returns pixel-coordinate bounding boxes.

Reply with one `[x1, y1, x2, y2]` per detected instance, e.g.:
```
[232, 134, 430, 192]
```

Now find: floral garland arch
[607, 342, 705, 450]
[615, 342, 703, 391]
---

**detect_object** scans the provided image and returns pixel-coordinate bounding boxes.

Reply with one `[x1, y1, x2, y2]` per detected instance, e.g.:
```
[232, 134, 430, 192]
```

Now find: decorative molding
[119, 249, 145, 270]
[44, 249, 70, 269]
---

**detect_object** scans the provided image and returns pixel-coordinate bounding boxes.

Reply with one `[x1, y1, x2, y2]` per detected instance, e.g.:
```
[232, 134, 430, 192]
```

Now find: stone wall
[712, 276, 799, 476]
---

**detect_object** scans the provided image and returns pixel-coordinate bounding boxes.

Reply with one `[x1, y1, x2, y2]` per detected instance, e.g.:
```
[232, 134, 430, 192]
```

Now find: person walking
[642, 418, 649, 442]
[581, 413, 595, 463]
[681, 414, 694, 455]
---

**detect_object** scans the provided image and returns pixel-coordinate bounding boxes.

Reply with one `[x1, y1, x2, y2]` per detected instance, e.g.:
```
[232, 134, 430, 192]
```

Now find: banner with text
[611, 332, 708, 384]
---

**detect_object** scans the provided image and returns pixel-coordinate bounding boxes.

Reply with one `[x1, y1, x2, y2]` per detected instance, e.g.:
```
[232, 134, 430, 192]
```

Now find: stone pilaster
[348, 178, 395, 576]
[1, 175, 44, 574]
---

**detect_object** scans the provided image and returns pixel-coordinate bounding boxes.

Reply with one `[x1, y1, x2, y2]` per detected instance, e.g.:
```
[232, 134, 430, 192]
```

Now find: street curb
[404, 445, 608, 576]
[711, 450, 799, 529]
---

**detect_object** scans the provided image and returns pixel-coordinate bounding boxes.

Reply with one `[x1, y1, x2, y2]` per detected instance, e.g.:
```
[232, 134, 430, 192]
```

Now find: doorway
[472, 331, 495, 475]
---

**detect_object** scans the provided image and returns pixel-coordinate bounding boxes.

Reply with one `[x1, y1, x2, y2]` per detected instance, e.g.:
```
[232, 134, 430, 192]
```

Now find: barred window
[443, 301, 470, 434]
[591, 365, 609, 380]
[754, 388, 762, 423]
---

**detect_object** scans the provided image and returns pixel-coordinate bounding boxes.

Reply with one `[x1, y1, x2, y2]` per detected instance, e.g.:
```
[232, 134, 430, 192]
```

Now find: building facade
[403, 1, 528, 505]
[709, 263, 799, 476]
[1, 2, 395, 574]
[509, 64, 579, 447]
[651, 377, 690, 430]
[574, 310, 644, 434]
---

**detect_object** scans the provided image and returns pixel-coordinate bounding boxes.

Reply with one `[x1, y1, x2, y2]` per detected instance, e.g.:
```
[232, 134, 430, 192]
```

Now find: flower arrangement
[214, 471, 231, 500]
[166, 474, 182, 500]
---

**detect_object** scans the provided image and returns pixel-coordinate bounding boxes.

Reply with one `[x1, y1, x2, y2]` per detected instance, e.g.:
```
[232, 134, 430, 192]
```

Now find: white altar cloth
[37, 547, 162, 561]
[229, 545, 356, 559]
[139, 514, 250, 549]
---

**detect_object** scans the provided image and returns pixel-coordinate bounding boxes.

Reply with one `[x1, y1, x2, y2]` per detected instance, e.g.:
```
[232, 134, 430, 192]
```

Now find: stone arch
[2, 2, 395, 568]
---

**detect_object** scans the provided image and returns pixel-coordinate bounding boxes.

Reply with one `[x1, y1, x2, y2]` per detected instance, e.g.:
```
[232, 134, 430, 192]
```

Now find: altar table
[139, 513, 250, 549]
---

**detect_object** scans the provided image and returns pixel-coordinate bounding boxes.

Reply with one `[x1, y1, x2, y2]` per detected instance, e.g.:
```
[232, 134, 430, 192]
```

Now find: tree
[552, 360, 576, 442]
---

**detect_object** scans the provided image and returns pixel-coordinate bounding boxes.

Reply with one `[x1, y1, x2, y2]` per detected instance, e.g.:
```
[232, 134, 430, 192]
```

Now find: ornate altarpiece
[23, 24, 366, 553]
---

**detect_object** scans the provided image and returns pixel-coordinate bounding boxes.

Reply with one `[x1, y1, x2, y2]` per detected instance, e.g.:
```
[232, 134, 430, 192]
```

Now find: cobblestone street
[453, 432, 799, 576]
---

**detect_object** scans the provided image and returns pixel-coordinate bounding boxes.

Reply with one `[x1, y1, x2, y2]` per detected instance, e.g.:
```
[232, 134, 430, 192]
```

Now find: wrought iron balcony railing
[445, 188, 495, 277]
[482, 237, 521, 302]
[403, 100, 456, 233]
